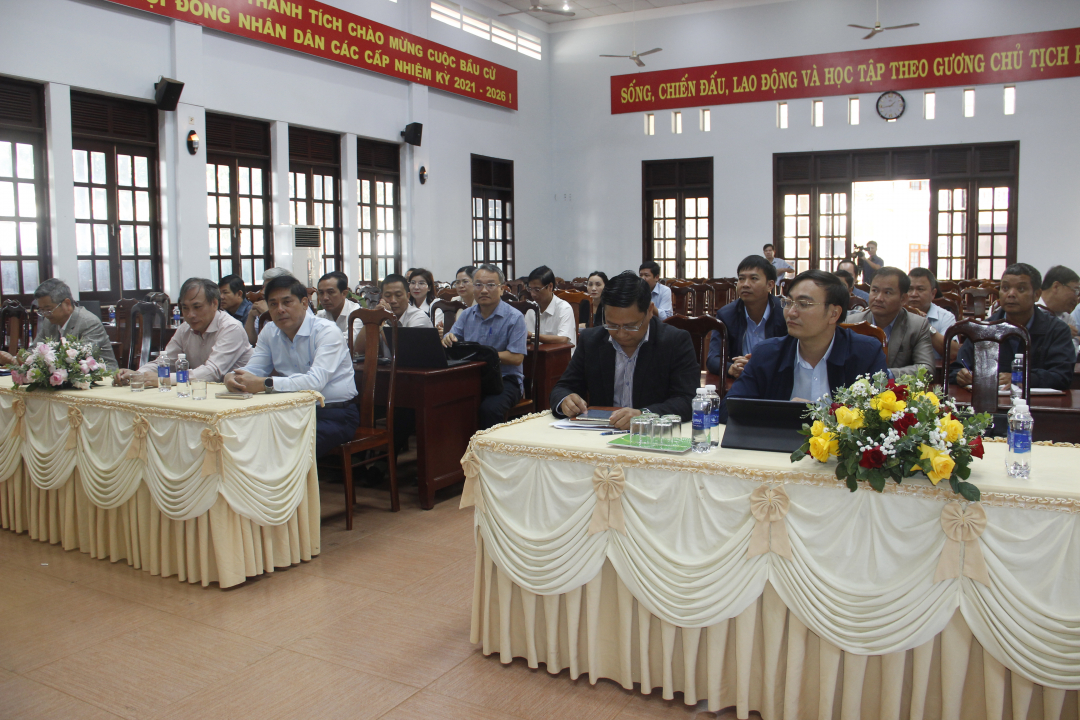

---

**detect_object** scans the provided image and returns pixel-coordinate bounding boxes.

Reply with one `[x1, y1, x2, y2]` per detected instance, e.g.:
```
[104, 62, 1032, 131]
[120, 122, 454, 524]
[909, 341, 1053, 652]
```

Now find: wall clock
[876, 91, 905, 120]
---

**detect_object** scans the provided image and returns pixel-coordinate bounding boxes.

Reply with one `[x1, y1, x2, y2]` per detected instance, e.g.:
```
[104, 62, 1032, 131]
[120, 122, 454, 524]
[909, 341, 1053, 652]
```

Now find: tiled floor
[0, 466, 744, 719]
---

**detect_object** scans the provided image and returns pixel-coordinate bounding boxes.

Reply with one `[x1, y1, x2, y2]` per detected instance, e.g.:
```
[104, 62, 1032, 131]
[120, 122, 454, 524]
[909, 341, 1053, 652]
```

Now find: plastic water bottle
[705, 384, 721, 446]
[1006, 399, 1033, 478]
[108, 305, 115, 323]
[175, 354, 190, 398]
[172, 305, 181, 327]
[157, 355, 171, 392]
[692, 388, 711, 453]
[1010, 353, 1024, 402]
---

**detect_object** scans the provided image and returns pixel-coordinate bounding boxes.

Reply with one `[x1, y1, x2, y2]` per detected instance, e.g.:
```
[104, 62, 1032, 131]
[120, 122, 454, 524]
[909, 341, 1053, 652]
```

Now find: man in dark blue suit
[719, 269, 889, 422]
[707, 255, 788, 378]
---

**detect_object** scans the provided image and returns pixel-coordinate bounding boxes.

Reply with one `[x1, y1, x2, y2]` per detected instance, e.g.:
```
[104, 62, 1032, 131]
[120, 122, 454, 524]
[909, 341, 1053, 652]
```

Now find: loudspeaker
[154, 77, 185, 111]
[401, 122, 423, 147]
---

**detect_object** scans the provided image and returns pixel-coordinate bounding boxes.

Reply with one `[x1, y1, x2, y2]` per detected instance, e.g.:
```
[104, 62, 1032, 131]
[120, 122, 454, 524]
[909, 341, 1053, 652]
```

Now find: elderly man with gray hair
[114, 278, 252, 387]
[0, 279, 118, 371]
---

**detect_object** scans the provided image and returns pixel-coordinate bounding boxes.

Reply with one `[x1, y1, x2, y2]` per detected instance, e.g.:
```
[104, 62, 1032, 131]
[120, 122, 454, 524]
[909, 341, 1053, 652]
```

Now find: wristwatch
[264, 377, 274, 393]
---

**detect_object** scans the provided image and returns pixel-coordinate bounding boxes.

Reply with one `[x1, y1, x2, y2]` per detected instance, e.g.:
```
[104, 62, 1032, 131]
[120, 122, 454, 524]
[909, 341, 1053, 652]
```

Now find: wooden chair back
[430, 299, 467, 329]
[434, 280, 452, 292]
[933, 294, 962, 321]
[1, 301, 32, 355]
[126, 301, 167, 370]
[690, 284, 715, 317]
[505, 299, 541, 418]
[436, 287, 457, 302]
[942, 319, 1030, 414]
[506, 279, 526, 300]
[349, 307, 398, 430]
[355, 285, 380, 307]
[664, 316, 728, 391]
[775, 277, 791, 297]
[849, 294, 868, 310]
[670, 286, 694, 316]
[958, 279, 984, 289]
[961, 288, 996, 319]
[144, 292, 170, 317]
[245, 291, 263, 303]
[113, 298, 138, 369]
[840, 321, 888, 356]
[937, 280, 960, 295]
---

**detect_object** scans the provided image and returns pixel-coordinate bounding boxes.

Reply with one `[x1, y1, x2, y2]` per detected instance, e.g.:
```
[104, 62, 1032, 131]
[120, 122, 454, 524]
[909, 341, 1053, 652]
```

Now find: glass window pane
[797, 195, 809, 215]
[0, 221, 15, 254]
[251, 198, 263, 226]
[95, 259, 111, 291]
[208, 228, 218, 254]
[92, 188, 108, 220]
[324, 176, 334, 201]
[16, 144, 34, 180]
[22, 260, 38, 290]
[237, 166, 249, 196]
[253, 258, 265, 284]
[0, 182, 14, 216]
[978, 187, 992, 208]
[78, 259, 94, 291]
[1, 261, 18, 294]
[217, 165, 230, 195]
[206, 164, 216, 193]
[134, 156, 149, 188]
[217, 196, 230, 225]
[239, 197, 250, 226]
[75, 223, 91, 254]
[117, 154, 132, 187]
[252, 228, 263, 255]
[136, 191, 150, 222]
[92, 223, 108, 255]
[137, 225, 150, 255]
[91, 152, 106, 185]
[993, 258, 1006, 278]
[139, 259, 153, 289]
[206, 195, 217, 224]
[251, 168, 262, 196]
[118, 190, 133, 221]
[19, 222, 36, 255]
[219, 258, 232, 278]
[239, 228, 251, 255]
[994, 187, 1009, 208]
[219, 228, 231, 255]
[72, 150, 88, 183]
[0, 143, 11, 179]
[122, 259, 136, 290]
[994, 235, 1007, 256]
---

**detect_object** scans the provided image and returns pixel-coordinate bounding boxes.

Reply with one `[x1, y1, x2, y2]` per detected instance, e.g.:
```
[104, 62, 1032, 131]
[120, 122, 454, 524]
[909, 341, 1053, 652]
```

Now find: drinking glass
[191, 379, 208, 401]
[654, 417, 672, 449]
[130, 378, 145, 392]
[662, 415, 683, 448]
[630, 417, 651, 447]
[639, 412, 659, 447]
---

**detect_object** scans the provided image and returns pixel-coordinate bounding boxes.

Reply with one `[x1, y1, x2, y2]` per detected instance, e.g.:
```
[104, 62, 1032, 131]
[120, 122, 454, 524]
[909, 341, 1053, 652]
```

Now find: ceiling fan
[600, 0, 662, 67]
[499, 3, 575, 18]
[848, 0, 919, 39]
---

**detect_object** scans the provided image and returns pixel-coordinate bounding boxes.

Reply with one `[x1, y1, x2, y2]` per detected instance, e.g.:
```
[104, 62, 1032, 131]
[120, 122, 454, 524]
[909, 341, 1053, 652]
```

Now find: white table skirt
[463, 413, 1080, 720]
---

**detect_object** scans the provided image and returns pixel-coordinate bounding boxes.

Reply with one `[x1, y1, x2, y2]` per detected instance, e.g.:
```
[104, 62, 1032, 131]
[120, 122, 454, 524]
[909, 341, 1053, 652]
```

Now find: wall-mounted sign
[611, 27, 1080, 114]
[106, 0, 518, 110]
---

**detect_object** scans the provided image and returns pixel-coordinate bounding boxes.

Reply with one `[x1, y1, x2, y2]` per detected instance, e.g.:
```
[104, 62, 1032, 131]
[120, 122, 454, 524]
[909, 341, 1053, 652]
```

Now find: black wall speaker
[401, 122, 423, 147]
[154, 78, 185, 111]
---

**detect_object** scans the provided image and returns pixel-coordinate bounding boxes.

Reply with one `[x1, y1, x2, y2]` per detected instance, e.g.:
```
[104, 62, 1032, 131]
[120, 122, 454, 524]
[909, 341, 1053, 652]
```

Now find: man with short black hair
[721, 269, 889, 421]
[846, 267, 934, 377]
[1038, 265, 1079, 351]
[354, 273, 434, 351]
[551, 271, 699, 430]
[857, 241, 884, 284]
[951, 263, 1075, 391]
[763, 243, 794, 277]
[225, 275, 359, 458]
[316, 270, 360, 340]
[524, 265, 576, 353]
[638, 261, 673, 320]
[907, 267, 958, 360]
[836, 260, 868, 301]
[218, 275, 252, 325]
[707, 255, 787, 378]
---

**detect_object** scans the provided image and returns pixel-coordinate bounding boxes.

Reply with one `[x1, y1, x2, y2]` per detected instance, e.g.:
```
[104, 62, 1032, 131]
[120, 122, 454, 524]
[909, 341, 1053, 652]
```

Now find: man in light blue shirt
[638, 261, 673, 320]
[791, 333, 835, 404]
[763, 243, 795, 277]
[225, 274, 358, 458]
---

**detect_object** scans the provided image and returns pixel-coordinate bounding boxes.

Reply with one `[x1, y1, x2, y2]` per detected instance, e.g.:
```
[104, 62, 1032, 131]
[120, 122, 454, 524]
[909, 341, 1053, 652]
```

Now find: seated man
[707, 255, 787, 378]
[442, 264, 528, 429]
[225, 275, 358, 458]
[355, 273, 433, 349]
[316, 270, 360, 340]
[1037, 265, 1079, 354]
[243, 267, 313, 345]
[524, 265, 577, 354]
[951, 263, 1075, 391]
[845, 267, 934, 377]
[638, 261, 673, 320]
[721, 269, 888, 422]
[218, 274, 252, 325]
[551, 271, 699, 429]
[763, 243, 794, 278]
[907, 267, 958, 361]
[115, 278, 252, 386]
[836, 260, 869, 301]
[0, 279, 118, 371]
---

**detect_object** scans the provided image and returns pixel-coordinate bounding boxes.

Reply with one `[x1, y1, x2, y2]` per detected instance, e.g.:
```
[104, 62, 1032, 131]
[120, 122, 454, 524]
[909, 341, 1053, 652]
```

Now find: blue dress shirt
[742, 302, 771, 356]
[790, 335, 836, 404]
[651, 283, 673, 320]
[239, 314, 357, 403]
[450, 300, 529, 391]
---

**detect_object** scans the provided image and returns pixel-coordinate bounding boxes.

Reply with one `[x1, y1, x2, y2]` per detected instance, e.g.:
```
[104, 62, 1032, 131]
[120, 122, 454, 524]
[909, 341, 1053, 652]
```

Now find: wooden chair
[664, 316, 728, 392]
[506, 279, 526, 300]
[505, 299, 540, 420]
[354, 285, 380, 307]
[933, 294, 962, 321]
[961, 288, 997, 320]
[670, 286, 694, 316]
[942, 319, 1030, 414]
[144, 291, 170, 318]
[126, 301, 167, 370]
[430, 299, 467, 329]
[840, 321, 888, 356]
[436, 287, 457, 302]
[775, 277, 791, 298]
[554, 289, 588, 329]
[322, 307, 399, 528]
[1, 301, 33, 355]
[937, 280, 960, 295]
[958, 279, 984, 289]
[849, 294, 868, 310]
[706, 279, 736, 309]
[690, 283, 716, 317]
[113, 298, 138, 369]
[434, 280, 452, 292]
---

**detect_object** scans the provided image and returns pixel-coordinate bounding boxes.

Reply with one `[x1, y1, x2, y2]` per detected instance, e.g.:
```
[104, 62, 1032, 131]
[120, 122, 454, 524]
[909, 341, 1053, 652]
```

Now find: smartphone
[575, 408, 614, 423]
[215, 392, 253, 400]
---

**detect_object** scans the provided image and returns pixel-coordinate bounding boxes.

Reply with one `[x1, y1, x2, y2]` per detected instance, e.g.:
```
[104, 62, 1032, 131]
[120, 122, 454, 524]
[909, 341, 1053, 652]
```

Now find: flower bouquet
[10, 336, 111, 391]
[790, 368, 992, 500]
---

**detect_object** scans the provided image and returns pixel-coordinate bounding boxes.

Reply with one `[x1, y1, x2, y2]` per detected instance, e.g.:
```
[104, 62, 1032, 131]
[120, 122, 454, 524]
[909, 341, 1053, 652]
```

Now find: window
[0, 79, 49, 303]
[471, 155, 514, 279]
[812, 100, 824, 127]
[643, 158, 713, 279]
[924, 91, 936, 119]
[357, 138, 401, 284]
[777, 102, 788, 129]
[71, 92, 160, 303]
[1004, 86, 1016, 115]
[430, 0, 541, 59]
[848, 98, 860, 125]
[644, 113, 655, 136]
[700, 109, 711, 132]
[964, 89, 975, 117]
[671, 111, 682, 134]
[288, 127, 341, 276]
[205, 114, 272, 286]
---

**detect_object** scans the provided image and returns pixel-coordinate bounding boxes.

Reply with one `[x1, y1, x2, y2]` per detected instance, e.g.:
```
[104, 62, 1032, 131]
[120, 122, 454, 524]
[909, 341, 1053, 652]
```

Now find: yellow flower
[834, 406, 864, 430]
[870, 390, 907, 419]
[809, 432, 839, 463]
[940, 415, 964, 443]
[911, 444, 956, 485]
[810, 420, 827, 437]
[917, 391, 940, 407]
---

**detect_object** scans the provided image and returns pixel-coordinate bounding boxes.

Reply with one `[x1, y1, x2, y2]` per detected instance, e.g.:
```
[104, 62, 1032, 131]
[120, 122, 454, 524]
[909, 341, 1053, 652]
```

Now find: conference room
[1, 0, 1079, 718]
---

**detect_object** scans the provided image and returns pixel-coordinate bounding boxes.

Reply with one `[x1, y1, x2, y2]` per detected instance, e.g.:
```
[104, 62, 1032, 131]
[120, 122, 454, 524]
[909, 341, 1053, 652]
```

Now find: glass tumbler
[654, 417, 672, 449]
[662, 415, 683, 448]
[130, 378, 145, 392]
[630, 417, 651, 447]
[191, 379, 208, 401]
[639, 412, 659, 447]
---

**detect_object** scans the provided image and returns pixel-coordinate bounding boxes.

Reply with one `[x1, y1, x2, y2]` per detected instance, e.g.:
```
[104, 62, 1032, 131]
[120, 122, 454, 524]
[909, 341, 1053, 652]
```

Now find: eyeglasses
[474, 282, 500, 292]
[780, 297, 826, 311]
[409, 281, 429, 288]
[39, 306, 57, 317]
[602, 322, 644, 334]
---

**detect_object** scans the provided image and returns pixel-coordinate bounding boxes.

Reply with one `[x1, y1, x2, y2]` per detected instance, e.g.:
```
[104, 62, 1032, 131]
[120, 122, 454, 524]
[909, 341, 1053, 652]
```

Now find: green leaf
[868, 474, 886, 492]
[957, 482, 981, 502]
[790, 447, 808, 463]
[845, 477, 858, 492]
[957, 464, 971, 480]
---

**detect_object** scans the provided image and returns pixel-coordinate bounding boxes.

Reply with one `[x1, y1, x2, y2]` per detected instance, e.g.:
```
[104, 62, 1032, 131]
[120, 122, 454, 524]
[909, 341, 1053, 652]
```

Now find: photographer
[855, 241, 884, 284]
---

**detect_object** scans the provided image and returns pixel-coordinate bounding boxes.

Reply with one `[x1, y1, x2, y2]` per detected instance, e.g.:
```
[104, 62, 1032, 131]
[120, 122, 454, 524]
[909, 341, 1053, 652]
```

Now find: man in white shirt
[315, 271, 360, 340]
[763, 243, 795, 277]
[638, 261, 673, 320]
[226, 275, 358, 458]
[1039, 265, 1079, 355]
[906, 268, 958, 361]
[353, 273, 433, 352]
[114, 278, 252, 386]
[523, 265, 577, 355]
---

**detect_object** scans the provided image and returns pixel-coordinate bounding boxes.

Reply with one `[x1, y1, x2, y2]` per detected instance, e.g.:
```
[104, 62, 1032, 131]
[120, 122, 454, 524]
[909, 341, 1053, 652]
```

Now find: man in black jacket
[950, 263, 1075, 391]
[706, 255, 787, 378]
[551, 271, 699, 429]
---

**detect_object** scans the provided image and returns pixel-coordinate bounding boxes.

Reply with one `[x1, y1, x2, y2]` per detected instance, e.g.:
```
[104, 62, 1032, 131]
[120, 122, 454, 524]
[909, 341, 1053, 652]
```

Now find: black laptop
[382, 326, 469, 369]
[721, 398, 809, 453]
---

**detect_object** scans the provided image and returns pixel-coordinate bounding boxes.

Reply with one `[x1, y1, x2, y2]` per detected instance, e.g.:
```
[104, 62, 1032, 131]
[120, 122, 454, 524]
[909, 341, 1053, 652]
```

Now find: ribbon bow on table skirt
[200, 427, 224, 477]
[589, 465, 626, 535]
[934, 501, 991, 586]
[63, 405, 84, 451]
[747, 484, 793, 560]
[10, 396, 25, 440]
[459, 449, 485, 512]
[125, 415, 150, 462]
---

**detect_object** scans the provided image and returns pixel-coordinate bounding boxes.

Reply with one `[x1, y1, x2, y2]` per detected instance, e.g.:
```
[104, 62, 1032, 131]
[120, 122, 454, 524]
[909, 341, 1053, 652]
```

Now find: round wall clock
[876, 91, 906, 120]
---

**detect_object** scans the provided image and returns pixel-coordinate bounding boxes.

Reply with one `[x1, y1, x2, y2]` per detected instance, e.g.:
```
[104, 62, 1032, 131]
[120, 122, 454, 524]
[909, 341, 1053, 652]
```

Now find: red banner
[611, 27, 1080, 114]
[105, 0, 517, 110]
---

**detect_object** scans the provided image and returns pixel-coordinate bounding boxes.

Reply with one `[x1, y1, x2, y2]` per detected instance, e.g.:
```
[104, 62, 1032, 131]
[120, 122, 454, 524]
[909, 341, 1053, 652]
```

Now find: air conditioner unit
[288, 225, 322, 288]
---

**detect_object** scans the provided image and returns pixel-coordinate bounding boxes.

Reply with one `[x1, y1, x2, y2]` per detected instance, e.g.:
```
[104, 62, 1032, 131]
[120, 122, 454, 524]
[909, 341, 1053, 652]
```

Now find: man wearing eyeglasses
[524, 265, 577, 355]
[550, 271, 699, 430]
[442, 263, 528, 429]
[720, 269, 888, 422]
[0, 278, 118, 371]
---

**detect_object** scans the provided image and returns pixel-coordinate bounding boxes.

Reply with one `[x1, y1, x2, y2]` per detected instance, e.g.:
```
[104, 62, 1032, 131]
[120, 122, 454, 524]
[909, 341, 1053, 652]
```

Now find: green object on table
[607, 433, 693, 454]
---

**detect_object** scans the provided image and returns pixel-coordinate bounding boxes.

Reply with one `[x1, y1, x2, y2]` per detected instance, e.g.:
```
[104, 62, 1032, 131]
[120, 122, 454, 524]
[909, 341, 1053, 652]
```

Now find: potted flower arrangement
[790, 369, 991, 500]
[10, 336, 111, 391]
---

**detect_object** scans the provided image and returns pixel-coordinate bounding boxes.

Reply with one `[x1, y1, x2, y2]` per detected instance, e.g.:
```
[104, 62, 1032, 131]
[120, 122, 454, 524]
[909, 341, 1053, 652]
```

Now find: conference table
[461, 413, 1080, 720]
[947, 386, 1080, 444]
[0, 379, 321, 588]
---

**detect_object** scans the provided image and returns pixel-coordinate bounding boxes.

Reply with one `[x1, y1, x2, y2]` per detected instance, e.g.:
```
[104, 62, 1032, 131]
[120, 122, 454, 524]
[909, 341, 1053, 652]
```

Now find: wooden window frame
[471, 154, 515, 280]
[288, 127, 341, 275]
[642, 157, 714, 280]
[357, 138, 402, 284]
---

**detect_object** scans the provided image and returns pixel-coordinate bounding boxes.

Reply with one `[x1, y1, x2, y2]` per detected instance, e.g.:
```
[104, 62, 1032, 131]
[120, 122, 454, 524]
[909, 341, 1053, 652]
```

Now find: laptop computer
[721, 398, 809, 453]
[382, 326, 469, 369]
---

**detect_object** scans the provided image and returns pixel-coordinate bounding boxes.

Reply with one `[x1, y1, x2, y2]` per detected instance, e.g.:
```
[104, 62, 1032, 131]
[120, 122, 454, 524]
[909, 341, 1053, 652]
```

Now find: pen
[600, 430, 629, 436]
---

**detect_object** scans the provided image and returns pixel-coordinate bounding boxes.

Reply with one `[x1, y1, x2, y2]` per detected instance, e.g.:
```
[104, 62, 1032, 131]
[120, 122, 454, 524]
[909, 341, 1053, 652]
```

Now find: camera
[849, 244, 867, 260]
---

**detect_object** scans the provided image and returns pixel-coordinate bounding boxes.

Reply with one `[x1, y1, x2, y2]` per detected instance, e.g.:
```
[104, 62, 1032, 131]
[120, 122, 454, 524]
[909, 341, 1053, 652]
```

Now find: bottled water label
[1012, 432, 1031, 453]
[692, 411, 705, 429]
[177, 370, 188, 384]
[158, 365, 169, 377]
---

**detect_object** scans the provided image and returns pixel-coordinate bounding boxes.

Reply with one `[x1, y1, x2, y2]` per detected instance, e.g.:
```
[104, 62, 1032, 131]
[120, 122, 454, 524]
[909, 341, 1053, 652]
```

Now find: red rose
[829, 402, 843, 415]
[969, 436, 985, 459]
[886, 379, 909, 402]
[860, 446, 886, 469]
[892, 413, 919, 436]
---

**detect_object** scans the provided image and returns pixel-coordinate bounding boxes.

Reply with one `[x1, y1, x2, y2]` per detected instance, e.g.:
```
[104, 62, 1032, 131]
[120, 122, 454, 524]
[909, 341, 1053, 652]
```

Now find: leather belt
[321, 401, 354, 410]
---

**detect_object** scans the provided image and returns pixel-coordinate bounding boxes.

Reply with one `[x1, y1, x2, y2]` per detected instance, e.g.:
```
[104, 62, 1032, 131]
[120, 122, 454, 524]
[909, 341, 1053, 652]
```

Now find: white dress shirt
[137, 311, 252, 382]
[651, 283, 673, 320]
[924, 302, 957, 360]
[317, 297, 361, 341]
[239, 314, 357, 403]
[415, 299, 444, 329]
[791, 334, 836, 404]
[525, 295, 578, 354]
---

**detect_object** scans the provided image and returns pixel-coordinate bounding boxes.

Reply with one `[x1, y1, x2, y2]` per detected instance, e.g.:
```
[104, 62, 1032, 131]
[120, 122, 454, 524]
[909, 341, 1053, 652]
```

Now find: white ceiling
[497, 0, 720, 24]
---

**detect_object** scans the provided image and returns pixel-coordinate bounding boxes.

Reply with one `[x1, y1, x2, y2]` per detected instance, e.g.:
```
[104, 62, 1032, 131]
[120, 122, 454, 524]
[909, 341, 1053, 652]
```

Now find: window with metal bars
[357, 138, 401, 284]
[288, 126, 341, 276]
[471, 155, 514, 280]
[0, 78, 49, 303]
[205, 114, 272, 287]
[642, 158, 713, 279]
[70, 92, 160, 304]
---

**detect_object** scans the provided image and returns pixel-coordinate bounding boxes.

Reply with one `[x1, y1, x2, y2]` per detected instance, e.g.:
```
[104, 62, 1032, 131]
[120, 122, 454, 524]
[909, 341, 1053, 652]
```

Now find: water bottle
[691, 388, 711, 453]
[157, 354, 171, 392]
[175, 353, 190, 398]
[172, 305, 181, 327]
[1006, 399, 1033, 478]
[108, 305, 115, 323]
[705, 384, 721, 446]
[1010, 353, 1024, 402]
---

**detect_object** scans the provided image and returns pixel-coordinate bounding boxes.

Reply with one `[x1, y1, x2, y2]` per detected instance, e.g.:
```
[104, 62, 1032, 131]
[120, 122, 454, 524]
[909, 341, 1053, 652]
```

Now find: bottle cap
[704, 384, 716, 391]
[696, 387, 708, 395]
[178, 353, 186, 360]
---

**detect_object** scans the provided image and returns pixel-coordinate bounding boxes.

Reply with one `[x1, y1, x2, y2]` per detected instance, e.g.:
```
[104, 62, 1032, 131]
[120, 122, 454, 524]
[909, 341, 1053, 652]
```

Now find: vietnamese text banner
[106, 0, 517, 110]
[611, 27, 1080, 114]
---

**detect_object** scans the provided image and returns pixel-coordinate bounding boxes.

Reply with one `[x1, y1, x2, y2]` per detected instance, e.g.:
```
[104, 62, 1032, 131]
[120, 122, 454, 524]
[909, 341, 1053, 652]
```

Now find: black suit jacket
[550, 316, 699, 421]
[948, 307, 1075, 391]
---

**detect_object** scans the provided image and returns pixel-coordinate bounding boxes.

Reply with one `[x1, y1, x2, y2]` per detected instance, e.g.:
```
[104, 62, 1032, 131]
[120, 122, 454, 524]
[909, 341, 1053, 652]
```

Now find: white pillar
[43, 83, 78, 296]
[269, 121, 292, 275]
[401, 0, 430, 271]
[341, 133, 358, 288]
